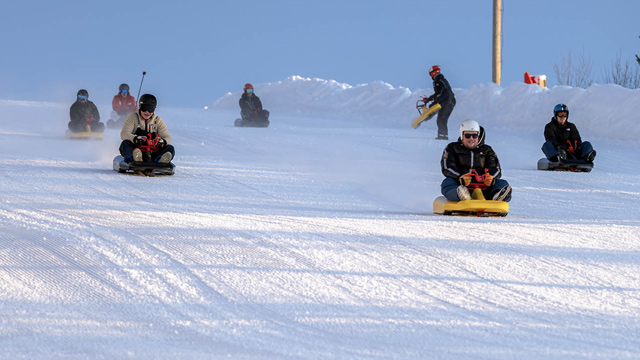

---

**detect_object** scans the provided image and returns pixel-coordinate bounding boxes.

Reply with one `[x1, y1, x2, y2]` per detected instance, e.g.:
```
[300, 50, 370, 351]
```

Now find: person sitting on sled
[119, 94, 175, 164]
[239, 83, 270, 123]
[421, 65, 456, 140]
[109, 83, 137, 127]
[440, 120, 512, 202]
[541, 104, 596, 163]
[69, 89, 104, 133]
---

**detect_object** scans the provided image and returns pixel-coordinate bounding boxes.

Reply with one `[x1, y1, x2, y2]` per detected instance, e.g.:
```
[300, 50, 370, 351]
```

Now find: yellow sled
[411, 103, 441, 129]
[65, 127, 103, 140]
[433, 188, 509, 217]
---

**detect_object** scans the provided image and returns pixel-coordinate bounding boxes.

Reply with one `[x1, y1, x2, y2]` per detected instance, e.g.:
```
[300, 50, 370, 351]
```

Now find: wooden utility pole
[492, 0, 502, 85]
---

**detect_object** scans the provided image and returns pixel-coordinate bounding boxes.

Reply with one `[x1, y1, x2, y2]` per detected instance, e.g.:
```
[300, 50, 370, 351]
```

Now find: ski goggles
[245, 88, 254, 93]
[77, 95, 88, 101]
[464, 133, 479, 139]
[120, 89, 128, 95]
[140, 104, 155, 113]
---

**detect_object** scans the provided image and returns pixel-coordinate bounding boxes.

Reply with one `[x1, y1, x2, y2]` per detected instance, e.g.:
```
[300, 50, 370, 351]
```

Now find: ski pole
[136, 71, 146, 102]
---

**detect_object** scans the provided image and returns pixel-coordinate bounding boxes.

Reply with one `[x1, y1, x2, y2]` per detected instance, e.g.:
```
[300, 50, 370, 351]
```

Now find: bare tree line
[553, 49, 593, 88]
[553, 47, 640, 89]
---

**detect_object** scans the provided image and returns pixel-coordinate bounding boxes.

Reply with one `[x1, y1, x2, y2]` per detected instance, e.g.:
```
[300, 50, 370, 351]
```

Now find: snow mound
[208, 76, 640, 141]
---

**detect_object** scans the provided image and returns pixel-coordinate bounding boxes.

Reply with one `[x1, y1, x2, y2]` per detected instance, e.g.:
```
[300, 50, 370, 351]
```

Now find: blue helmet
[554, 104, 569, 119]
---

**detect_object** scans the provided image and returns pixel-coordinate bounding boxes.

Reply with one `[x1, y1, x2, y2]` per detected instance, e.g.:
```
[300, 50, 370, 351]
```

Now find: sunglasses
[77, 95, 88, 100]
[557, 114, 568, 118]
[245, 88, 254, 93]
[464, 133, 479, 139]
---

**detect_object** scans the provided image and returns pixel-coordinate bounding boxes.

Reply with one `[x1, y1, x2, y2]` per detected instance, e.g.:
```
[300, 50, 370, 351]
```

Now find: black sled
[537, 158, 593, 172]
[113, 155, 175, 176]
[234, 118, 269, 128]
[113, 135, 175, 177]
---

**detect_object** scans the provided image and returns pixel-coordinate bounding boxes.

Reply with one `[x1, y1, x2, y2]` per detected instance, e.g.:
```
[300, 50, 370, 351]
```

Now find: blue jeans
[441, 177, 511, 202]
[542, 141, 594, 161]
[119, 140, 175, 163]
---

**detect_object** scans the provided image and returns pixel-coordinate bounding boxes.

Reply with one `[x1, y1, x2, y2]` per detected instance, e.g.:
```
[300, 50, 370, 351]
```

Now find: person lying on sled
[440, 120, 512, 202]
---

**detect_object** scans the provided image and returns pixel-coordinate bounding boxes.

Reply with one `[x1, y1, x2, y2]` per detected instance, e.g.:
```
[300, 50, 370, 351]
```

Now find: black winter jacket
[430, 73, 455, 105]
[544, 117, 582, 150]
[239, 93, 263, 117]
[441, 138, 502, 180]
[70, 100, 100, 125]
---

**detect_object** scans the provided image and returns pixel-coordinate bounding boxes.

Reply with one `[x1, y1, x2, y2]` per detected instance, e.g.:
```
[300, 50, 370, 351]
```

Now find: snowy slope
[1, 79, 639, 359]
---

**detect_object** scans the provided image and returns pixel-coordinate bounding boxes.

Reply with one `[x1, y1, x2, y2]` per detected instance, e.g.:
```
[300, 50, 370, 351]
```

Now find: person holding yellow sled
[440, 120, 512, 202]
[420, 65, 456, 140]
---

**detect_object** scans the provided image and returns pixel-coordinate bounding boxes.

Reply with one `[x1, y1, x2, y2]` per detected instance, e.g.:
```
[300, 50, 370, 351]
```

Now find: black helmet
[553, 104, 569, 120]
[139, 93, 157, 112]
[118, 83, 130, 91]
[77, 89, 89, 98]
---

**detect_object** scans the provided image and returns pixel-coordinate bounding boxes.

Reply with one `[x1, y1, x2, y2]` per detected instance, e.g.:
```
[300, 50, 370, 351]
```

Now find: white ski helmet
[460, 119, 480, 139]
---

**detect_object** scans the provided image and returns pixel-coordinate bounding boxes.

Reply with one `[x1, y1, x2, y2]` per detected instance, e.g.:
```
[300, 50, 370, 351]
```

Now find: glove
[459, 173, 472, 187]
[483, 174, 494, 187]
[156, 138, 166, 148]
[133, 136, 147, 145]
[557, 148, 567, 161]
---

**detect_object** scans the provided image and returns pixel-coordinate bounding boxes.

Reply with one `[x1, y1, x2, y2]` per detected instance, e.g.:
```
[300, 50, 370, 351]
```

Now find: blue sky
[1, 0, 638, 108]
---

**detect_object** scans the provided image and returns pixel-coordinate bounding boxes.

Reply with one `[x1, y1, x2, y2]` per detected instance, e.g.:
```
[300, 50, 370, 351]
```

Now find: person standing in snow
[119, 94, 175, 164]
[239, 83, 270, 124]
[422, 65, 456, 140]
[542, 104, 596, 163]
[440, 120, 512, 202]
[108, 83, 137, 128]
[69, 89, 104, 133]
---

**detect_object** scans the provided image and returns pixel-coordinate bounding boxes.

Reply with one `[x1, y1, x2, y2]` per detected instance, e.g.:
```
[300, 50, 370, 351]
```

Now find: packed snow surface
[1, 77, 639, 359]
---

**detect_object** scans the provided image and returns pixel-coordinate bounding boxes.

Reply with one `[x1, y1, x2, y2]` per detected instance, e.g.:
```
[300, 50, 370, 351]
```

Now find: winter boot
[158, 152, 173, 164]
[132, 148, 143, 163]
[492, 185, 512, 201]
[585, 150, 596, 162]
[457, 185, 471, 201]
[436, 134, 449, 140]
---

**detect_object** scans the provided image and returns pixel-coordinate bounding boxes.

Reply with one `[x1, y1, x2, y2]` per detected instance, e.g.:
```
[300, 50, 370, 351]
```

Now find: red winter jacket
[112, 94, 137, 116]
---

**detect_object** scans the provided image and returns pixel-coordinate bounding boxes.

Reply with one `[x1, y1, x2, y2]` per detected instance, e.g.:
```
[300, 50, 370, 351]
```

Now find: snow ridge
[209, 76, 640, 141]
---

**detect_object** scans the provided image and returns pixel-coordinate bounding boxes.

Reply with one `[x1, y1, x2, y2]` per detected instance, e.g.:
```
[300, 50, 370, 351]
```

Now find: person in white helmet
[440, 120, 512, 202]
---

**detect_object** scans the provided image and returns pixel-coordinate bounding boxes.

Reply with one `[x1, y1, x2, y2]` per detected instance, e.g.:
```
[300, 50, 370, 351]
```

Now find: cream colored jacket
[120, 111, 172, 145]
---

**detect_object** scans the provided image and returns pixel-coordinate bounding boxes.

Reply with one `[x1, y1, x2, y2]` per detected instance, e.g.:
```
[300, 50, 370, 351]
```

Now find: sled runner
[411, 101, 441, 129]
[234, 118, 270, 128]
[537, 158, 593, 172]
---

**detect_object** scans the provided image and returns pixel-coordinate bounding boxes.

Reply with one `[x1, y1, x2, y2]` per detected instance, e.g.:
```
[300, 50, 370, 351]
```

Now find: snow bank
[208, 75, 640, 141]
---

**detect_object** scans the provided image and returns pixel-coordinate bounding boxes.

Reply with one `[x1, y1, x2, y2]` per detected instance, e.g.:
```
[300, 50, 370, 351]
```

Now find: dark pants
[68, 121, 105, 133]
[441, 177, 511, 202]
[542, 141, 594, 161]
[242, 109, 270, 122]
[119, 140, 175, 163]
[436, 98, 456, 138]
